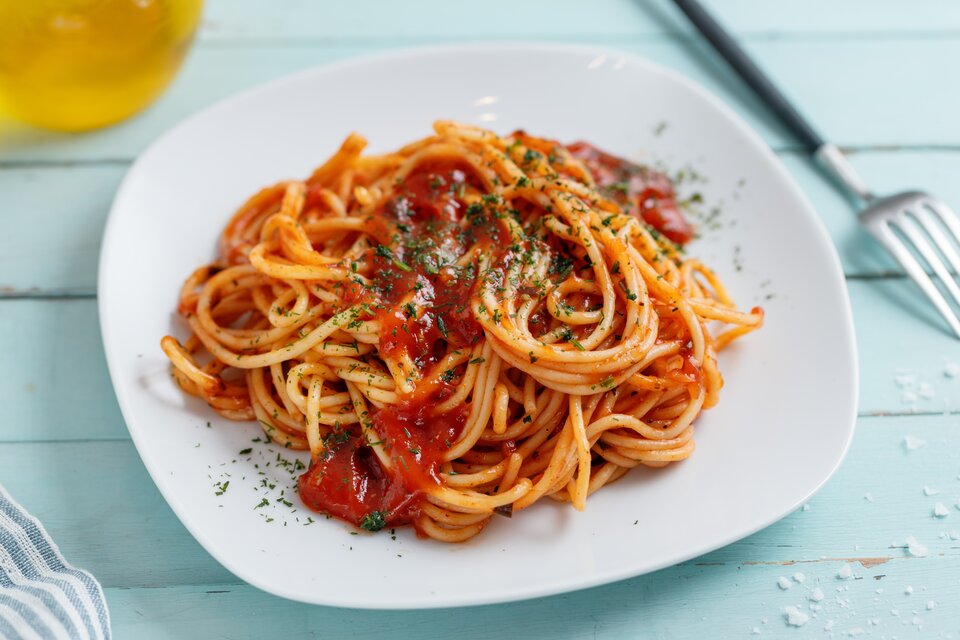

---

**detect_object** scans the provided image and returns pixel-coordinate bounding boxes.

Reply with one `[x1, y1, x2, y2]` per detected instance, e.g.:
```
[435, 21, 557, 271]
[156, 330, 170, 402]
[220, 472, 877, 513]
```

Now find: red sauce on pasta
[299, 144, 694, 531]
[567, 142, 694, 245]
[300, 161, 485, 530]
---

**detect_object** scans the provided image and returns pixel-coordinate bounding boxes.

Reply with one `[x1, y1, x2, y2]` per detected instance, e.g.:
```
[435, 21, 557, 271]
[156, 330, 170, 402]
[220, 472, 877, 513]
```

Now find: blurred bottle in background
[0, 0, 203, 132]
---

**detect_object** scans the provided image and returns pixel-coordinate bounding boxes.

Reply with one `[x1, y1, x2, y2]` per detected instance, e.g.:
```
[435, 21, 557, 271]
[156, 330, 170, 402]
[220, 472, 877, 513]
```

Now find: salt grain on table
[809, 587, 825, 602]
[837, 564, 853, 579]
[926, 600, 936, 610]
[903, 435, 926, 451]
[783, 606, 809, 627]
[792, 572, 805, 583]
[923, 486, 940, 496]
[905, 536, 929, 557]
[895, 373, 916, 388]
[933, 502, 949, 517]
[777, 576, 791, 590]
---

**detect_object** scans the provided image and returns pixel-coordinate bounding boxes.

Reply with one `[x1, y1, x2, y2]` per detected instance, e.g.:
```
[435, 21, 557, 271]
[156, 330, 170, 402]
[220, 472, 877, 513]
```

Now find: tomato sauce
[297, 401, 467, 530]
[299, 161, 490, 531]
[297, 142, 694, 532]
[567, 142, 694, 245]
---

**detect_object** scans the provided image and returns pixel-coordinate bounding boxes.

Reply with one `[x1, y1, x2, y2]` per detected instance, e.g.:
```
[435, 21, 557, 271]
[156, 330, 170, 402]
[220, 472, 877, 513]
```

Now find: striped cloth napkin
[0, 485, 111, 640]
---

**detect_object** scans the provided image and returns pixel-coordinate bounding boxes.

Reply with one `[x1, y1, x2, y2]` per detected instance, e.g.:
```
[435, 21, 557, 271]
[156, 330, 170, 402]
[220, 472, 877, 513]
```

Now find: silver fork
[674, 0, 960, 339]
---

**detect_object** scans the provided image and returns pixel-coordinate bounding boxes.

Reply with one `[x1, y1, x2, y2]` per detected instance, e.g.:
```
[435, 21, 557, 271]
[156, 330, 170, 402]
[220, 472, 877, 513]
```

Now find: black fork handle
[671, 0, 825, 154]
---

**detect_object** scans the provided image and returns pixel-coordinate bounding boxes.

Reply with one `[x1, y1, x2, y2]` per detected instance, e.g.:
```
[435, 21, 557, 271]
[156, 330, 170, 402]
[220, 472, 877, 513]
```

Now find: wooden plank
[1, 411, 958, 592]
[852, 278, 960, 417]
[3, 149, 960, 294]
[0, 298, 126, 442]
[1, 38, 959, 164]
[0, 165, 121, 295]
[197, 0, 960, 42]
[105, 555, 960, 638]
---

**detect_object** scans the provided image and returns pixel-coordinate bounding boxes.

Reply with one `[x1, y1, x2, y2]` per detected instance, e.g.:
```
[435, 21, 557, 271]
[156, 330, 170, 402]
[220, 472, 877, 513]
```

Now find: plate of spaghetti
[99, 44, 857, 608]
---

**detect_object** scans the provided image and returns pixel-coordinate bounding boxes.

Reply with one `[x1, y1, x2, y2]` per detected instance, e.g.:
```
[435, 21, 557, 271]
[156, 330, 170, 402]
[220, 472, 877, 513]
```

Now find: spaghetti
[161, 122, 763, 542]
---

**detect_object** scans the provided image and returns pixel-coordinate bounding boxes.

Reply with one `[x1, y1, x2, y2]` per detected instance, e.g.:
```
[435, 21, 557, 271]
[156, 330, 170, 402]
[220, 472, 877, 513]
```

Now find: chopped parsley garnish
[359, 511, 387, 532]
[549, 253, 575, 280]
[375, 244, 412, 272]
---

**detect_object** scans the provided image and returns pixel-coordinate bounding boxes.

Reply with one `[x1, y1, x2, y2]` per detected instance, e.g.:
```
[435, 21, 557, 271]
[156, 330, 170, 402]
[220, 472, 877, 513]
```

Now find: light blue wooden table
[2, 1, 960, 637]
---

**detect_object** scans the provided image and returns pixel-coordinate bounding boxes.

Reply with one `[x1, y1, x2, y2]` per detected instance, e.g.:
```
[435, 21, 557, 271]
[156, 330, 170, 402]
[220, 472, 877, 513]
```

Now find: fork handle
[670, 0, 824, 153]
[671, 0, 875, 201]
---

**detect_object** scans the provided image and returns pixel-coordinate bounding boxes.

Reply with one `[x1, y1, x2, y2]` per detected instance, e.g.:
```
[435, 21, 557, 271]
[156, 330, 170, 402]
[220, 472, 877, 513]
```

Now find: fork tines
[865, 195, 960, 338]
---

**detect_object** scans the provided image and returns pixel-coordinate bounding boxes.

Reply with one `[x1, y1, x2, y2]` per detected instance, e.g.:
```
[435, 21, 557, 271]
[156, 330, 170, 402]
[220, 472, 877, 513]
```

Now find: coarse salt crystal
[824, 619, 836, 631]
[847, 629, 865, 637]
[934, 502, 949, 517]
[751, 627, 761, 635]
[944, 361, 959, 378]
[792, 572, 805, 584]
[927, 600, 936, 610]
[864, 492, 874, 502]
[906, 536, 928, 557]
[905, 585, 914, 595]
[923, 486, 940, 496]
[801, 503, 810, 512]
[903, 435, 926, 451]
[949, 531, 960, 540]
[901, 391, 918, 404]
[777, 576, 791, 590]
[917, 382, 935, 399]
[837, 564, 853, 579]
[913, 615, 922, 626]
[809, 587, 825, 602]
[783, 606, 809, 627]
[895, 374, 916, 388]
[876, 588, 884, 594]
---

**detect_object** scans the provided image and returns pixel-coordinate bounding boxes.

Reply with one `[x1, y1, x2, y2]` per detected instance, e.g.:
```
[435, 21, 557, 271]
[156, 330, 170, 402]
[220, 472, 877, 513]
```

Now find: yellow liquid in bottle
[0, 0, 203, 132]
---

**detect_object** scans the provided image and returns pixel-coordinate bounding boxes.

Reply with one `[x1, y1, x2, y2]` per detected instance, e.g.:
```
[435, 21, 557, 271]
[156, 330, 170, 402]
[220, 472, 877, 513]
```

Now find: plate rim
[98, 41, 859, 609]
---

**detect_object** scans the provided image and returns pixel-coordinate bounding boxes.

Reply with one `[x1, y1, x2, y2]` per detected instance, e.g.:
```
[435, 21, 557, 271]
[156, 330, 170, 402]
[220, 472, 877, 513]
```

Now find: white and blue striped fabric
[0, 485, 110, 640]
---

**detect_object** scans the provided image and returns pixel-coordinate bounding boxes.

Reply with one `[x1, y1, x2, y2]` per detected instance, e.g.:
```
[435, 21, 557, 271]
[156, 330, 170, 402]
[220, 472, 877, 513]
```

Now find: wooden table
[2, 1, 959, 636]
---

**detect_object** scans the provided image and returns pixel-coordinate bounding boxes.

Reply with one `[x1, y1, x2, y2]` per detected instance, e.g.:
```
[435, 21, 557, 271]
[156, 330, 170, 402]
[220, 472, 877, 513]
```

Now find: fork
[672, 0, 960, 338]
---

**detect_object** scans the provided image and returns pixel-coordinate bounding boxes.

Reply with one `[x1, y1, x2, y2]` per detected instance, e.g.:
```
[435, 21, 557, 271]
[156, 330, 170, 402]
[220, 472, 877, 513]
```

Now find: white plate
[99, 44, 858, 609]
